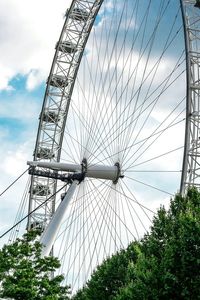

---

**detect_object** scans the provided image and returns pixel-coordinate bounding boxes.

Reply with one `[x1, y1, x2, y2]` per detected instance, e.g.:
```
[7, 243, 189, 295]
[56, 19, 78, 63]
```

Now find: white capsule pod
[36, 148, 55, 159]
[57, 41, 77, 54]
[70, 8, 89, 21]
[32, 184, 51, 196]
[49, 75, 68, 88]
[42, 110, 60, 123]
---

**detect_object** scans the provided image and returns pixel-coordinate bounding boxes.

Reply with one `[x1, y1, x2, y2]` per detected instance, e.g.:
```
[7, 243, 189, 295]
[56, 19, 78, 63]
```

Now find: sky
[0, 0, 72, 242]
[0, 0, 193, 287]
[0, 0, 190, 292]
[0, 0, 186, 232]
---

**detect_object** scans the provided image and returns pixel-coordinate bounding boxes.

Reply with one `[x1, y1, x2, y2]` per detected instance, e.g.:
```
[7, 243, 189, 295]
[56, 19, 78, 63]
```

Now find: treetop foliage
[73, 188, 200, 300]
[0, 188, 199, 299]
[0, 229, 70, 300]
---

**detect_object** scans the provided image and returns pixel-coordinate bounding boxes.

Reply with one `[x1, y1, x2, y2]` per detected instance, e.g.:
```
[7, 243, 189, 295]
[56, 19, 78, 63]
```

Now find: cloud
[2, 146, 30, 177]
[0, 1, 187, 289]
[0, 140, 31, 235]
[0, 96, 40, 121]
[0, 0, 73, 242]
[0, 0, 72, 91]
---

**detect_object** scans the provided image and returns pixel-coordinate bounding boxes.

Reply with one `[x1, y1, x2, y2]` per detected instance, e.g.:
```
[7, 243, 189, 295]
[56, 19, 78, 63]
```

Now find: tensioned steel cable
[88, 0, 175, 156]
[0, 167, 30, 197]
[0, 183, 68, 239]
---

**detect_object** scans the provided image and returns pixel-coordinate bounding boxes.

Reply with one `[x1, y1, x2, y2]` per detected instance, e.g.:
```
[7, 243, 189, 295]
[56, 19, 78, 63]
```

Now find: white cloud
[3, 148, 29, 177]
[0, 0, 73, 245]
[0, 141, 32, 239]
[0, 0, 72, 91]
[26, 69, 45, 91]
[0, 1, 187, 290]
[0, 96, 40, 121]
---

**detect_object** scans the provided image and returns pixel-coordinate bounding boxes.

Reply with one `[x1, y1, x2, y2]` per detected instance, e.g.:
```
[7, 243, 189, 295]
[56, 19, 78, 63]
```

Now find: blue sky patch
[0, 117, 25, 141]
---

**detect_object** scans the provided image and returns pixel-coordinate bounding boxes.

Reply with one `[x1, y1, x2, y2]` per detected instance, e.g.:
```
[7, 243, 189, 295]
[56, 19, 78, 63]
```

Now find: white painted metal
[27, 0, 104, 230]
[180, 0, 200, 193]
[40, 180, 79, 257]
[22, 0, 199, 292]
[27, 161, 119, 181]
[25, 0, 200, 265]
[25, 0, 200, 243]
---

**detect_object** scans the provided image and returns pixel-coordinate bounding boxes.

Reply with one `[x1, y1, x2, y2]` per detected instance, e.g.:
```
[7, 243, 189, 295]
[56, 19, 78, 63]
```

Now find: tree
[116, 188, 200, 300]
[74, 188, 200, 300]
[73, 243, 139, 300]
[0, 229, 70, 300]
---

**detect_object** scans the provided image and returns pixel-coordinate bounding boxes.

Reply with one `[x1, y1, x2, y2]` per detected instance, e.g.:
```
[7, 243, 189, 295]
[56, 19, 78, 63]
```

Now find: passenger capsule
[49, 75, 68, 88]
[30, 221, 44, 231]
[70, 8, 89, 21]
[32, 184, 51, 196]
[57, 41, 77, 54]
[42, 111, 60, 123]
[36, 148, 55, 159]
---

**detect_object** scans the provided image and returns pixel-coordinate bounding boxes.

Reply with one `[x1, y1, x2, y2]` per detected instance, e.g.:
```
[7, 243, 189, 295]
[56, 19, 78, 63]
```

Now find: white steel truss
[180, 0, 200, 192]
[27, 0, 200, 232]
[23, 0, 200, 291]
[28, 0, 104, 230]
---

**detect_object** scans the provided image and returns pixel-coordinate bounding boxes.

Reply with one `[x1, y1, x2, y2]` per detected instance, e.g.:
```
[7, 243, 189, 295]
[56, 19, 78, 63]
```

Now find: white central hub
[27, 160, 123, 183]
[28, 160, 123, 256]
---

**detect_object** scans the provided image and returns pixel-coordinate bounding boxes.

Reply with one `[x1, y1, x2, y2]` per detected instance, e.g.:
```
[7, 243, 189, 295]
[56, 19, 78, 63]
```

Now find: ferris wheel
[21, 0, 200, 291]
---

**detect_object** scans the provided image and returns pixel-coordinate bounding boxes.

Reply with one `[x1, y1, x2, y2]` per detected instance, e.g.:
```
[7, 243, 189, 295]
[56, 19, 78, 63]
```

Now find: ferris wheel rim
[26, 0, 200, 292]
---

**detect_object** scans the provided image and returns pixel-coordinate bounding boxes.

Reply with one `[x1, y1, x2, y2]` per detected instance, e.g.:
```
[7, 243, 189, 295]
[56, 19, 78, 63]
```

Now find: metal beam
[40, 180, 79, 257]
[27, 160, 121, 182]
